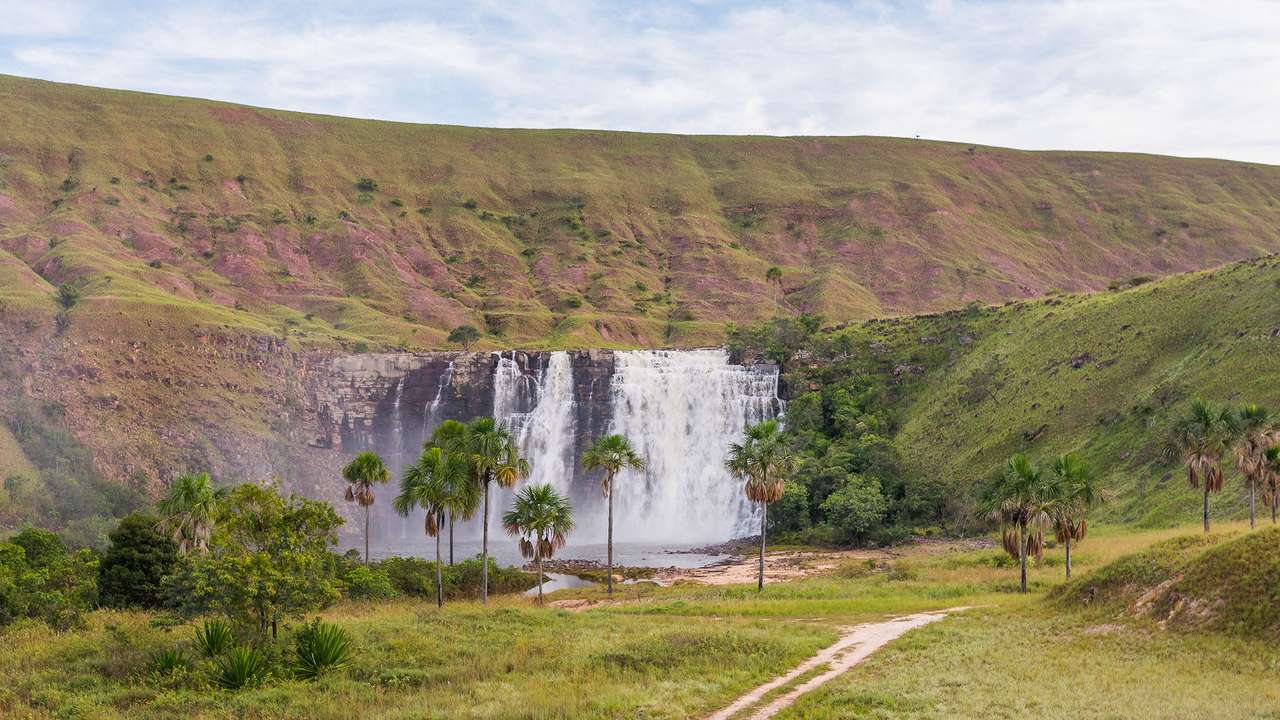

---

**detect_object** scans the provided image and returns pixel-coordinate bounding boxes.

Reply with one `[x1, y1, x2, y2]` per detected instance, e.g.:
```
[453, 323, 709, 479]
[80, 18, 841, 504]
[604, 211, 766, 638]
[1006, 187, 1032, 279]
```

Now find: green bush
[378, 556, 535, 599]
[354, 178, 378, 192]
[212, 646, 271, 690]
[342, 565, 397, 600]
[293, 619, 355, 680]
[0, 530, 98, 629]
[98, 512, 177, 608]
[194, 618, 235, 658]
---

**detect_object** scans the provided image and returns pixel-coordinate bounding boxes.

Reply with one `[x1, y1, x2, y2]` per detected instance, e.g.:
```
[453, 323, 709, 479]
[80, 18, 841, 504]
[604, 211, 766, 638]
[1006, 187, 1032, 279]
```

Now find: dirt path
[705, 608, 966, 720]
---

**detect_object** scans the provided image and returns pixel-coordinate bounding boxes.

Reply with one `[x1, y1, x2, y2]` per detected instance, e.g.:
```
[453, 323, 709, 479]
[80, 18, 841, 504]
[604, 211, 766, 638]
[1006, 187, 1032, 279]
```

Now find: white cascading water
[489, 348, 781, 544]
[606, 349, 781, 542]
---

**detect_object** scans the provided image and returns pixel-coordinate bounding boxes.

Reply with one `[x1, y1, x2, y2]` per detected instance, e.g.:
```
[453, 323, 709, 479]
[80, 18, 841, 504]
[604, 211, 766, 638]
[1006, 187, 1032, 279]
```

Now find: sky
[2, 1, 1278, 164]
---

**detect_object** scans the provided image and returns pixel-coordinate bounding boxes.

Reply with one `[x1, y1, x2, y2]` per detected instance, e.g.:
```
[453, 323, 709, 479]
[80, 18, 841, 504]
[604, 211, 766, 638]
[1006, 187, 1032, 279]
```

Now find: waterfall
[606, 349, 781, 542]
[511, 352, 577, 497]
[423, 360, 455, 438]
[369, 348, 783, 554]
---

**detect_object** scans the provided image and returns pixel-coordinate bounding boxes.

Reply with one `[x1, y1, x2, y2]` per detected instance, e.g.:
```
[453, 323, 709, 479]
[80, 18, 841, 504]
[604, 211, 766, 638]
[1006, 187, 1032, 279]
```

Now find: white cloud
[2, 0, 1278, 163]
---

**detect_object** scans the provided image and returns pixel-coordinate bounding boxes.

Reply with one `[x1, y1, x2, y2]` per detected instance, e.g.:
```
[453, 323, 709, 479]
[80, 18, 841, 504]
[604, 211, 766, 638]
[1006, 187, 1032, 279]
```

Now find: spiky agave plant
[193, 618, 235, 658]
[342, 451, 390, 564]
[211, 646, 271, 690]
[149, 647, 191, 675]
[503, 483, 574, 605]
[725, 419, 795, 592]
[1167, 399, 1241, 533]
[293, 619, 355, 681]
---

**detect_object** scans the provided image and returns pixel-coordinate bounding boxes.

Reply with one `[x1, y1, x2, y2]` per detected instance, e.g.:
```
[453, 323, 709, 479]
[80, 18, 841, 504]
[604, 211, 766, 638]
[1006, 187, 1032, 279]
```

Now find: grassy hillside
[752, 255, 1280, 534]
[4, 74, 1280, 350]
[1054, 526, 1280, 637]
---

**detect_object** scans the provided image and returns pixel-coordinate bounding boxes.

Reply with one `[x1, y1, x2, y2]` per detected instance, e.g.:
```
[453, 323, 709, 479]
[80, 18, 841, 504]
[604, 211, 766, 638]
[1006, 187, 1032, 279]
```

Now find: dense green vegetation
[729, 255, 1280, 543]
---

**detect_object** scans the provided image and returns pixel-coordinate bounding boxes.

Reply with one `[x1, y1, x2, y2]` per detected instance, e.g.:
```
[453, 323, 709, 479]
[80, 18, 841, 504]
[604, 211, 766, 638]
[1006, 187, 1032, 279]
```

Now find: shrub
[56, 283, 80, 311]
[212, 646, 271, 690]
[342, 565, 397, 600]
[150, 647, 191, 675]
[194, 618, 235, 658]
[293, 619, 355, 680]
[354, 178, 378, 192]
[0, 532, 98, 629]
[378, 556, 535, 599]
[98, 512, 177, 608]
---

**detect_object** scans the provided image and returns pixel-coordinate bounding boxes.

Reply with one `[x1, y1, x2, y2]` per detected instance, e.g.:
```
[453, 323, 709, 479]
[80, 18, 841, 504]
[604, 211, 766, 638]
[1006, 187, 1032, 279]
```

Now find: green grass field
[4, 521, 1276, 719]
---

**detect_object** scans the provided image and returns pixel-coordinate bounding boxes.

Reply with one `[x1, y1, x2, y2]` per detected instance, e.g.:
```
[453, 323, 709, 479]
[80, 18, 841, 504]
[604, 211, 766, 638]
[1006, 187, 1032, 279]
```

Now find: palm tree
[156, 472, 222, 554]
[1167, 399, 1241, 533]
[1264, 445, 1280, 525]
[1236, 404, 1275, 529]
[427, 420, 482, 564]
[1047, 453, 1100, 580]
[342, 451, 390, 563]
[502, 483, 574, 605]
[394, 446, 470, 608]
[980, 454, 1054, 593]
[581, 434, 646, 596]
[438, 417, 529, 603]
[725, 419, 796, 591]
[765, 266, 783, 305]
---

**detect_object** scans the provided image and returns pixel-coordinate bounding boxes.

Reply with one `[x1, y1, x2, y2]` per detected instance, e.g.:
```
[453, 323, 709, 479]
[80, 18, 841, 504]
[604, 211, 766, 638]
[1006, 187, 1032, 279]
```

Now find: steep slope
[771, 255, 1280, 529]
[4, 74, 1280, 351]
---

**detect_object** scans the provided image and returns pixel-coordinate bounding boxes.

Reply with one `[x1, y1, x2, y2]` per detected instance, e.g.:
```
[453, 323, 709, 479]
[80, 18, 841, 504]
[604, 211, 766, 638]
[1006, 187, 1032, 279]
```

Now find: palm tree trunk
[758, 501, 768, 592]
[449, 512, 455, 565]
[1018, 524, 1027, 593]
[435, 516, 444, 609]
[1273, 502, 1277, 525]
[481, 480, 490, 604]
[1203, 484, 1211, 534]
[364, 504, 370, 564]
[1064, 536, 1072, 580]
[607, 477, 615, 596]
[1250, 484, 1257, 529]
[536, 543, 544, 605]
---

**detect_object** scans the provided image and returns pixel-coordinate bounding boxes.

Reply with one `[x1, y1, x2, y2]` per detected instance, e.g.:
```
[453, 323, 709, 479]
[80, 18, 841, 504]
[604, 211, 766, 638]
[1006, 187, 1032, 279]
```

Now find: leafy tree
[0, 531, 98, 629]
[447, 325, 482, 351]
[342, 452, 389, 563]
[394, 446, 470, 607]
[1235, 404, 1275, 529]
[435, 417, 528, 603]
[581, 434, 645, 595]
[819, 474, 887, 542]
[1046, 453, 1100, 579]
[725, 419, 796, 590]
[502, 483, 574, 605]
[1167, 399, 1241, 533]
[98, 512, 177, 608]
[165, 483, 343, 640]
[980, 454, 1054, 593]
[156, 472, 222, 553]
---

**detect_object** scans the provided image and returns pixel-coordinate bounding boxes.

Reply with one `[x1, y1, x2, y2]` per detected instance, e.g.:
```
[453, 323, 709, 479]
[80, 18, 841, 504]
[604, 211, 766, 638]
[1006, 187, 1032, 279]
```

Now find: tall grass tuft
[293, 619, 355, 680]
[194, 618, 235, 658]
[212, 646, 271, 690]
